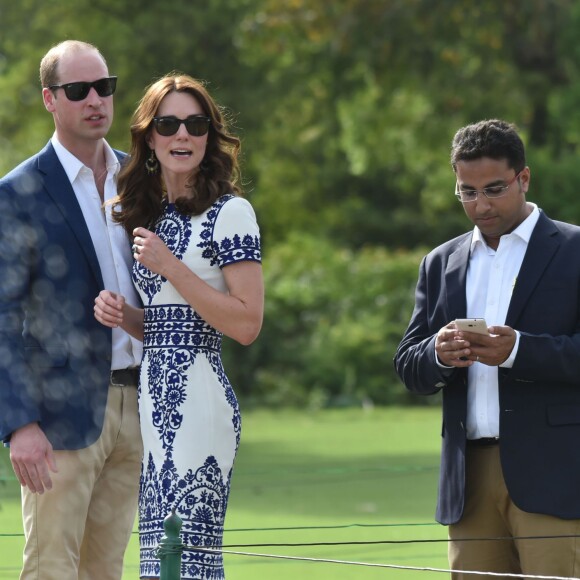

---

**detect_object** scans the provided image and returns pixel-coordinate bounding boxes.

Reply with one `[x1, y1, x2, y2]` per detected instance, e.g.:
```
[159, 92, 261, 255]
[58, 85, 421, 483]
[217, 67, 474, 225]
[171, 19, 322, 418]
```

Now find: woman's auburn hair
[113, 72, 242, 236]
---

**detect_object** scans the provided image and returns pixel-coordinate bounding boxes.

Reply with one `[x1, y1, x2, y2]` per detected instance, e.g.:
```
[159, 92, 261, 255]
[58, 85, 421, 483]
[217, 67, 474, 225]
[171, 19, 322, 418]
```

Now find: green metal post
[158, 509, 184, 580]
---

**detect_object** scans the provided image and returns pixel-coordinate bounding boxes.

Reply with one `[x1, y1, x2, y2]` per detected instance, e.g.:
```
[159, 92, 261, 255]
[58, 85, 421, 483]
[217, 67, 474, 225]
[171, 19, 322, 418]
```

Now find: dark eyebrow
[458, 179, 506, 190]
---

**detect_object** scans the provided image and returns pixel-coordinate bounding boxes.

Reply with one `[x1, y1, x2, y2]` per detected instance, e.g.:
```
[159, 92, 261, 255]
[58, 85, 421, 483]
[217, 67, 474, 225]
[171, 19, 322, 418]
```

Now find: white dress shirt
[464, 204, 540, 438]
[51, 135, 142, 370]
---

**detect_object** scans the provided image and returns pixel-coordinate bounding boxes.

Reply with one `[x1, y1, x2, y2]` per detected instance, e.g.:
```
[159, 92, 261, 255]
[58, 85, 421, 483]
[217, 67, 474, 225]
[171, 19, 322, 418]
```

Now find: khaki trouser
[20, 384, 143, 580]
[449, 444, 580, 580]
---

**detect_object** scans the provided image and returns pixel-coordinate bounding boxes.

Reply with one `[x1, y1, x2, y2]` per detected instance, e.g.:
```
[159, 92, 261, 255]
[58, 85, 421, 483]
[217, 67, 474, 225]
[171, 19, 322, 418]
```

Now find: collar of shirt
[470, 203, 541, 255]
[50, 133, 120, 195]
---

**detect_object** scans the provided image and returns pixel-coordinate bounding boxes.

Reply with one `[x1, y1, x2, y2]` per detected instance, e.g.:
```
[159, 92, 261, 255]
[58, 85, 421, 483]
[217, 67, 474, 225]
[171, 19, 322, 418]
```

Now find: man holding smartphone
[394, 119, 580, 579]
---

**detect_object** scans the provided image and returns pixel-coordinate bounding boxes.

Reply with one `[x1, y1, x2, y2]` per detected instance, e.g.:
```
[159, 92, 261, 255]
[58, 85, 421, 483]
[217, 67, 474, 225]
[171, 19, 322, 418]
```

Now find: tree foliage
[2, 0, 580, 405]
[223, 234, 426, 407]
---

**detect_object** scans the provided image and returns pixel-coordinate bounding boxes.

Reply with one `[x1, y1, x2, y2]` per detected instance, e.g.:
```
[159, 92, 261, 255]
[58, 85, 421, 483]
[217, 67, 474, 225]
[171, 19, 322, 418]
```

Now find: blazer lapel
[445, 233, 472, 321]
[36, 143, 104, 289]
[506, 212, 559, 326]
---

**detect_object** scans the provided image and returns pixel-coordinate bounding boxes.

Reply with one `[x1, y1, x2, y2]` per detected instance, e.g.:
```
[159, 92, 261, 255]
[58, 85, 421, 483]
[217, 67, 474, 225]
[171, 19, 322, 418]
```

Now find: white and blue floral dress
[133, 195, 261, 579]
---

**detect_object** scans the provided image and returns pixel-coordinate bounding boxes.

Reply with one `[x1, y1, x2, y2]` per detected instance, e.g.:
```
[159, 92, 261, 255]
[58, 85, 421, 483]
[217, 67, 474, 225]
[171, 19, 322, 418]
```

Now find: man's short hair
[40, 40, 106, 88]
[450, 119, 526, 173]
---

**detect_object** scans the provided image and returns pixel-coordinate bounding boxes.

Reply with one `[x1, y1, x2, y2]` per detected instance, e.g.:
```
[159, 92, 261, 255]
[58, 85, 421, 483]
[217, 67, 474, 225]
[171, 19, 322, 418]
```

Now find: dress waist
[143, 304, 222, 352]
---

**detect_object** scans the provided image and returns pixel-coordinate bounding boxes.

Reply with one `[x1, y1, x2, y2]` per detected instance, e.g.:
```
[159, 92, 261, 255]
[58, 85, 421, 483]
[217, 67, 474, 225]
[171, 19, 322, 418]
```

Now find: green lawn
[0, 406, 447, 579]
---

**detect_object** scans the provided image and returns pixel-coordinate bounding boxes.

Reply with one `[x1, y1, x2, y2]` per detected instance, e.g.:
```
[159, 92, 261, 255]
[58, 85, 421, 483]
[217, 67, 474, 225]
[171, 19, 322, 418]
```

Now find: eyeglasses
[455, 170, 523, 203]
[152, 115, 211, 137]
[48, 77, 117, 101]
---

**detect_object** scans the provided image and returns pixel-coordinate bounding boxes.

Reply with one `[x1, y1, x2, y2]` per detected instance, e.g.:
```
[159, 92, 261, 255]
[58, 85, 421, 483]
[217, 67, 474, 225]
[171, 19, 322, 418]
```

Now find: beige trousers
[20, 385, 143, 580]
[449, 444, 580, 580]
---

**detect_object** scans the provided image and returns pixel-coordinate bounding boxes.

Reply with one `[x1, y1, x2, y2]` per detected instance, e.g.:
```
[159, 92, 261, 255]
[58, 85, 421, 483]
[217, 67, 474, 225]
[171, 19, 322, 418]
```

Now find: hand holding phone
[454, 318, 489, 335]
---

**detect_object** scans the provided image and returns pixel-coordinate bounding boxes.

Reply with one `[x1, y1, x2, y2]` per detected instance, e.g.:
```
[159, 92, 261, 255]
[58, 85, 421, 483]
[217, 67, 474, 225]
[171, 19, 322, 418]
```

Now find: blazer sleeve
[394, 256, 458, 395]
[0, 179, 42, 442]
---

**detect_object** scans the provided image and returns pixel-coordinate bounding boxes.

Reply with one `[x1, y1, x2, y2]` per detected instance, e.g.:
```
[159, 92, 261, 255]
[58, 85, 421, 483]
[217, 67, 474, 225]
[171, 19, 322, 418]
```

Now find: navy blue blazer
[394, 211, 580, 524]
[0, 142, 125, 450]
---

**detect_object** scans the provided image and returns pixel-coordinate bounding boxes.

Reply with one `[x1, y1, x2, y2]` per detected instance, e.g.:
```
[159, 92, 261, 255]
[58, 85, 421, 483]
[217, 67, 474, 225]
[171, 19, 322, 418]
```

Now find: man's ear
[520, 166, 531, 193]
[42, 87, 56, 113]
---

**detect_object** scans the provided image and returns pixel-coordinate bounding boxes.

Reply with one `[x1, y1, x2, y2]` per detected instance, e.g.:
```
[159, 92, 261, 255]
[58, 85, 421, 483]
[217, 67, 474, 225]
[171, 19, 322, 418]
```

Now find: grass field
[0, 405, 448, 579]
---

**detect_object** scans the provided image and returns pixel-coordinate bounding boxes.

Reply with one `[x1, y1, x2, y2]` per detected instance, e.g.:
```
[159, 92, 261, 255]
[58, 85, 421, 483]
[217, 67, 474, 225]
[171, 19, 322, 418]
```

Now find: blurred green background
[3, 0, 580, 407]
[3, 1, 578, 575]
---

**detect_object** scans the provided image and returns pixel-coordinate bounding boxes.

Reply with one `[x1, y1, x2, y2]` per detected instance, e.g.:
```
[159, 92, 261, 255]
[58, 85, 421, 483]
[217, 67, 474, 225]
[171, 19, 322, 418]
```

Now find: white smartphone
[454, 318, 489, 335]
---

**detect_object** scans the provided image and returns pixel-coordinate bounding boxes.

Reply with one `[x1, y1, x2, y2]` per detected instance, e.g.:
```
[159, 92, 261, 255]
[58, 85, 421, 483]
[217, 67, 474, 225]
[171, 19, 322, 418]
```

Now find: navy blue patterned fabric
[132, 196, 260, 578]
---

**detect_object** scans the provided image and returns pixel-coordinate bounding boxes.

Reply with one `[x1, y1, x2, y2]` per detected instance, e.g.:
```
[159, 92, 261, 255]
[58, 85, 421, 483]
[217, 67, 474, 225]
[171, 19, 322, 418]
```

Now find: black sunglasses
[152, 115, 211, 137]
[48, 76, 117, 102]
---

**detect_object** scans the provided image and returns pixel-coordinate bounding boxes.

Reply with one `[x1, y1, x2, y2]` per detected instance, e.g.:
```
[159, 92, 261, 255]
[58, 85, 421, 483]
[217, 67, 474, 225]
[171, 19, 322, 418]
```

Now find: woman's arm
[132, 228, 263, 345]
[164, 258, 264, 345]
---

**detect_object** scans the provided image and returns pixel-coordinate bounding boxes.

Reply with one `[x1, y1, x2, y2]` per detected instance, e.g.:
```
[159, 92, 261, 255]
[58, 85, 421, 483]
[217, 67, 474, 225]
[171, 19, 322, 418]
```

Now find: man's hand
[436, 322, 517, 368]
[461, 325, 517, 366]
[435, 322, 474, 368]
[9, 423, 58, 494]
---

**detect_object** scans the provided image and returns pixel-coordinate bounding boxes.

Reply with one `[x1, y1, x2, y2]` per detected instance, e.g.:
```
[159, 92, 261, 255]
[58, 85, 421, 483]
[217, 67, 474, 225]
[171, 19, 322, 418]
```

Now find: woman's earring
[145, 150, 159, 175]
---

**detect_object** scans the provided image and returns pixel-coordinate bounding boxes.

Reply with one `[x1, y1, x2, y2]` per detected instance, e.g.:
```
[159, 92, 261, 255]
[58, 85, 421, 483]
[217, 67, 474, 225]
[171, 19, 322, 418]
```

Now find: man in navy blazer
[395, 119, 580, 579]
[0, 41, 143, 579]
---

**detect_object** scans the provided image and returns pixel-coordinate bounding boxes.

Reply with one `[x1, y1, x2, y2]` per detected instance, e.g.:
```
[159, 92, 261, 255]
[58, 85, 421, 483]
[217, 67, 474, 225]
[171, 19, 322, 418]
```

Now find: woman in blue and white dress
[94, 73, 264, 580]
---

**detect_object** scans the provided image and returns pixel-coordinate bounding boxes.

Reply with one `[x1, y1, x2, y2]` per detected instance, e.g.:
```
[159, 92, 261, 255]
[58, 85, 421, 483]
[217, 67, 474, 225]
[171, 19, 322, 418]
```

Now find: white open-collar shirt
[51, 134, 142, 371]
[464, 203, 540, 438]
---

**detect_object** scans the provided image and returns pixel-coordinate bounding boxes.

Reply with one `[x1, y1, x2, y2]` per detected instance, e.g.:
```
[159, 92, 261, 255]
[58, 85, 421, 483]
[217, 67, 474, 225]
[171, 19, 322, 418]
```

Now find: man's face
[42, 48, 113, 149]
[455, 157, 531, 249]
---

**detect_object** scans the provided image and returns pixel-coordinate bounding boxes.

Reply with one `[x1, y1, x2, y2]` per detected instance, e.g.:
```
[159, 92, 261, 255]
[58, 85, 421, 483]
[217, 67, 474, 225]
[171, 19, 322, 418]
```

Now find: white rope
[201, 547, 580, 579]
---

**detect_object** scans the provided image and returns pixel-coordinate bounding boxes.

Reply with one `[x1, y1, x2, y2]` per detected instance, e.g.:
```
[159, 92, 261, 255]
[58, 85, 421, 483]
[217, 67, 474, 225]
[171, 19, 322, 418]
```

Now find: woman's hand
[94, 290, 125, 328]
[132, 227, 177, 276]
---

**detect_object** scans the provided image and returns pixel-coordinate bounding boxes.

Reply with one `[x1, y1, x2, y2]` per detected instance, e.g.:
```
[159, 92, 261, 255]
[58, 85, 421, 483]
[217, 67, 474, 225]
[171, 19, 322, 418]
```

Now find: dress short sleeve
[212, 196, 261, 268]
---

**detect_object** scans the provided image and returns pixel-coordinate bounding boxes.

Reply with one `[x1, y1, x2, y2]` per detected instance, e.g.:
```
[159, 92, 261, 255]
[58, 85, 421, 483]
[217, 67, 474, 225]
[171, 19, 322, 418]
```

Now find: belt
[110, 368, 140, 387]
[466, 437, 499, 447]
